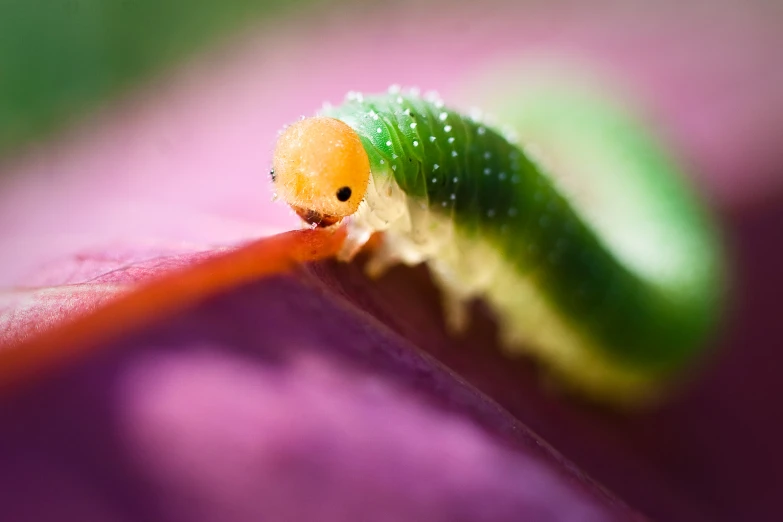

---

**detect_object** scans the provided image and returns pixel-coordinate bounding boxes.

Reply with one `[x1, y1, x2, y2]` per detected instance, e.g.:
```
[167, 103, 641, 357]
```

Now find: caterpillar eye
[269, 168, 276, 182]
[336, 186, 352, 202]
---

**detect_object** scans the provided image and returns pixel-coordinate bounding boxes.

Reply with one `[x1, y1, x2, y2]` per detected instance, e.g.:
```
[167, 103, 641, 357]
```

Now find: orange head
[272, 116, 371, 227]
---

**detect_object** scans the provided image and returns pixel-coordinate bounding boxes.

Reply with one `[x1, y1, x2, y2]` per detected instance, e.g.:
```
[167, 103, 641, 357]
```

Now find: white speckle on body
[410, 122, 417, 129]
[477, 126, 486, 135]
[413, 140, 419, 147]
[439, 112, 448, 121]
[448, 137, 455, 144]
[451, 150, 458, 157]
[433, 164, 439, 170]
[377, 127, 382, 133]
[444, 125, 452, 132]
[386, 140, 392, 146]
[429, 136, 436, 142]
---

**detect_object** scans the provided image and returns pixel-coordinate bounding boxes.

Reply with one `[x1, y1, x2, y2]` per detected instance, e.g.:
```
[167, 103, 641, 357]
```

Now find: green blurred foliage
[0, 0, 321, 157]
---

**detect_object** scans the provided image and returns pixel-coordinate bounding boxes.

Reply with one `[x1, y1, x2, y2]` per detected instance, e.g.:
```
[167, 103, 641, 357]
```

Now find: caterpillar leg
[364, 237, 403, 279]
[363, 197, 443, 278]
[429, 262, 473, 335]
[364, 230, 432, 278]
[338, 174, 411, 264]
[338, 220, 373, 262]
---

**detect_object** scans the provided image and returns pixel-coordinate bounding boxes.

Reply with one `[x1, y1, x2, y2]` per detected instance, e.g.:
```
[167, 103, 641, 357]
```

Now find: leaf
[0, 267, 643, 521]
[0, 228, 345, 386]
[2, 2, 783, 521]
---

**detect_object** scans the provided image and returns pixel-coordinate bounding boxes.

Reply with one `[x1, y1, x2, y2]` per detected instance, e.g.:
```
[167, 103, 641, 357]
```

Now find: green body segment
[323, 90, 722, 384]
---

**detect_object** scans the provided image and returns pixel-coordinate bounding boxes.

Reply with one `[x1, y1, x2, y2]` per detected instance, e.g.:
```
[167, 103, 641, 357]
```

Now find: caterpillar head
[272, 116, 370, 227]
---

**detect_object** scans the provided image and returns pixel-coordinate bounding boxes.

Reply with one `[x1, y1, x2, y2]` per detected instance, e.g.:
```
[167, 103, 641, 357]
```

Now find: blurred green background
[0, 0, 338, 156]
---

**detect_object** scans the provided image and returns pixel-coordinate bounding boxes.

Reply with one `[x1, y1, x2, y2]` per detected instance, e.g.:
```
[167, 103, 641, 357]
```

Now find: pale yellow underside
[338, 173, 663, 406]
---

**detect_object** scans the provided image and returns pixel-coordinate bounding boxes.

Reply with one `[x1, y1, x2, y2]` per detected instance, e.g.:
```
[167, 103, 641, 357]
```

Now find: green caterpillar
[272, 85, 723, 405]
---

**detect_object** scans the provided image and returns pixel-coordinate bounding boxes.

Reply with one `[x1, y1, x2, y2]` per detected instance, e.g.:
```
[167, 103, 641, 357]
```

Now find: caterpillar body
[272, 86, 722, 405]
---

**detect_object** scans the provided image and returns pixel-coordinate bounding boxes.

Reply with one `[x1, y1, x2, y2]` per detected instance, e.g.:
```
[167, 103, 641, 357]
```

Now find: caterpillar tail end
[494, 312, 664, 408]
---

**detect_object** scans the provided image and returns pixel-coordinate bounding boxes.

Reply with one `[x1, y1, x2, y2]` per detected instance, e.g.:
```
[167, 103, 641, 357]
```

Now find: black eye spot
[269, 168, 276, 182]
[336, 186, 352, 202]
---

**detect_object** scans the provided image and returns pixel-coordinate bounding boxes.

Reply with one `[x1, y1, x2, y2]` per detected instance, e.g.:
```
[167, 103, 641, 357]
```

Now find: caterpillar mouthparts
[292, 205, 342, 228]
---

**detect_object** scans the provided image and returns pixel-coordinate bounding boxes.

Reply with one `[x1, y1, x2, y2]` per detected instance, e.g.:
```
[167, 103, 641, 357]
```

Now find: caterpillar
[271, 85, 723, 405]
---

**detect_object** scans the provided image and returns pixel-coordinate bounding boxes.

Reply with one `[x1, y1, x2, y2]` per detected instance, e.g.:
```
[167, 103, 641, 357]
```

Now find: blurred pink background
[1, 2, 782, 521]
[1, 1, 781, 285]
